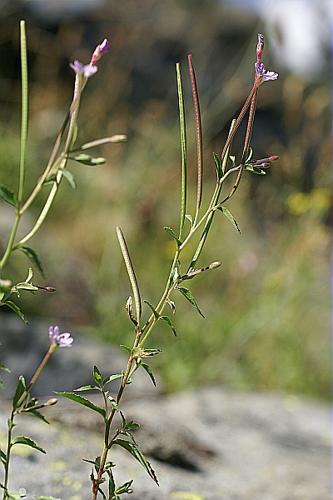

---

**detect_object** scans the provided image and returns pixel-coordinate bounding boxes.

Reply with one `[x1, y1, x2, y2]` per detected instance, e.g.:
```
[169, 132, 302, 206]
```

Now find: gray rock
[0, 386, 329, 499]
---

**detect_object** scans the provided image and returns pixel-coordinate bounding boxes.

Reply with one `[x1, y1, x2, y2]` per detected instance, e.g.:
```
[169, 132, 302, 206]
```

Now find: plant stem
[2, 411, 14, 499]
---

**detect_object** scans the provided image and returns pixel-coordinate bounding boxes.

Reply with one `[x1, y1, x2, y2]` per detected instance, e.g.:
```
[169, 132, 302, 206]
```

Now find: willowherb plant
[0, 23, 279, 499]
[0, 21, 125, 499]
[56, 33, 279, 499]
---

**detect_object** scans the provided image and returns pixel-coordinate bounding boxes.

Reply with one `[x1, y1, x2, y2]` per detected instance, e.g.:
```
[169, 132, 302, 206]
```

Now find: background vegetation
[0, 0, 330, 399]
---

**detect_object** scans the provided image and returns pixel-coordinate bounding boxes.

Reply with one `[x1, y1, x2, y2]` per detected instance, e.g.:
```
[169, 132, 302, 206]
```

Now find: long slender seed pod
[116, 226, 142, 324]
[18, 20, 28, 206]
[187, 54, 203, 223]
[176, 63, 187, 239]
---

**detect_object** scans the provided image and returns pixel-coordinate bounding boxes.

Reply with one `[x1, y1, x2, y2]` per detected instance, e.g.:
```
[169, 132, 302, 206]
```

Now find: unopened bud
[37, 285, 56, 293]
[45, 398, 58, 406]
[256, 33, 264, 63]
[209, 261, 221, 270]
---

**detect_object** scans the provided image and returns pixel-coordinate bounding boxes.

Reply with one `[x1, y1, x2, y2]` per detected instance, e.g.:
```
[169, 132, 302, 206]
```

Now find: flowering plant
[0, 23, 278, 499]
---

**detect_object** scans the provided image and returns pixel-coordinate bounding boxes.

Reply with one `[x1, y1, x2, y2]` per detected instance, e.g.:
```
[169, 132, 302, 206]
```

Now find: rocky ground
[0, 316, 330, 499]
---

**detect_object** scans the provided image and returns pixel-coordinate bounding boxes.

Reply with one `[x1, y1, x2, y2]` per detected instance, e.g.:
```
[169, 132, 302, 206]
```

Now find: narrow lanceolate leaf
[144, 300, 159, 319]
[160, 316, 177, 336]
[217, 206, 241, 234]
[176, 286, 205, 318]
[140, 362, 156, 387]
[103, 373, 123, 385]
[213, 153, 222, 180]
[0, 449, 7, 466]
[93, 365, 103, 385]
[58, 168, 76, 189]
[113, 439, 159, 485]
[73, 384, 99, 392]
[56, 392, 106, 419]
[13, 375, 26, 409]
[176, 62, 187, 239]
[164, 226, 181, 246]
[245, 164, 266, 175]
[116, 227, 142, 323]
[16, 246, 44, 276]
[12, 436, 46, 454]
[29, 409, 49, 425]
[188, 54, 203, 219]
[0, 184, 18, 207]
[4, 301, 27, 323]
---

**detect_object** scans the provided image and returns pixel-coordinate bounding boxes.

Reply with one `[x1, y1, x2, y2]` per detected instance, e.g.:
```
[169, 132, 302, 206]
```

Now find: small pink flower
[49, 326, 74, 348]
[70, 60, 98, 78]
[255, 62, 278, 82]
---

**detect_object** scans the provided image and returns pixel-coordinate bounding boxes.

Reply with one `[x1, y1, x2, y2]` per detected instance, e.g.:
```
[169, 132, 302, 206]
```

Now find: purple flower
[90, 38, 110, 65]
[49, 326, 74, 348]
[255, 62, 279, 82]
[70, 60, 98, 78]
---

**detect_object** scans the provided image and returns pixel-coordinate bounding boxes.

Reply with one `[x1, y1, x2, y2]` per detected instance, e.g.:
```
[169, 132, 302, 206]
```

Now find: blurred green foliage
[0, 1, 330, 399]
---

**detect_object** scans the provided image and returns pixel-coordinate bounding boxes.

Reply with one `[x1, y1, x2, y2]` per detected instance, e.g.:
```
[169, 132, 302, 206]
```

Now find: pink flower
[254, 33, 278, 84]
[255, 62, 279, 82]
[69, 37, 109, 78]
[49, 326, 73, 348]
[70, 60, 98, 78]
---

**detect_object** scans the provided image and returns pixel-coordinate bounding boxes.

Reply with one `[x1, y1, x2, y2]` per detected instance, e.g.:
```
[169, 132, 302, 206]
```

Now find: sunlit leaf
[176, 286, 204, 318]
[113, 439, 159, 484]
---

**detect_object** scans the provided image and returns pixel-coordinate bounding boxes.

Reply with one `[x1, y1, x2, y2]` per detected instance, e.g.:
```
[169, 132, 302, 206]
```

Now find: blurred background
[0, 0, 331, 399]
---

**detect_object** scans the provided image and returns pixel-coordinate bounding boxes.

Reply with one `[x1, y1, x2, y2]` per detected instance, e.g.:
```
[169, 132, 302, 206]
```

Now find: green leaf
[123, 420, 140, 432]
[213, 153, 222, 180]
[176, 62, 187, 239]
[107, 467, 116, 497]
[115, 480, 134, 495]
[0, 185, 17, 207]
[245, 164, 266, 175]
[103, 373, 123, 385]
[0, 449, 6, 466]
[13, 375, 26, 409]
[16, 246, 44, 276]
[217, 206, 241, 233]
[141, 348, 161, 357]
[140, 362, 156, 387]
[93, 365, 103, 385]
[73, 384, 99, 392]
[56, 392, 106, 419]
[185, 214, 193, 227]
[113, 439, 159, 484]
[166, 298, 176, 315]
[29, 409, 49, 425]
[164, 226, 181, 246]
[160, 315, 177, 336]
[120, 345, 131, 355]
[71, 153, 106, 166]
[59, 168, 76, 188]
[176, 286, 205, 318]
[144, 300, 159, 320]
[4, 300, 27, 323]
[43, 174, 57, 186]
[12, 436, 46, 454]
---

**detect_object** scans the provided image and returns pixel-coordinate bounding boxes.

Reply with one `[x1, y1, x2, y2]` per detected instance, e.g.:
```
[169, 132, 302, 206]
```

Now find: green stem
[2, 411, 14, 499]
[17, 76, 82, 246]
